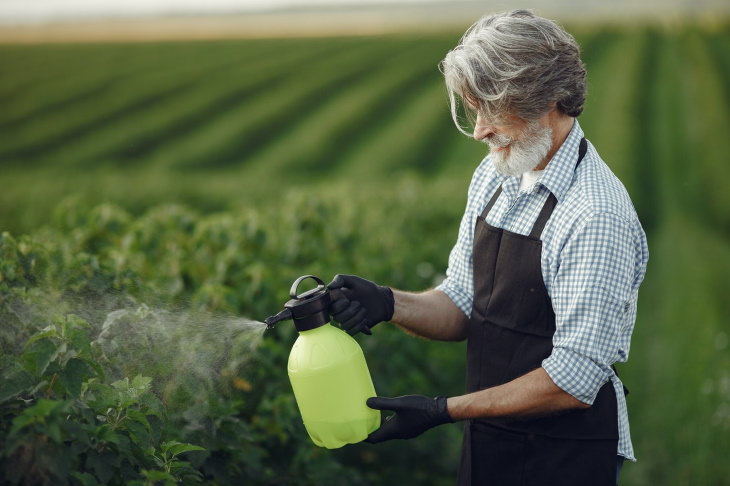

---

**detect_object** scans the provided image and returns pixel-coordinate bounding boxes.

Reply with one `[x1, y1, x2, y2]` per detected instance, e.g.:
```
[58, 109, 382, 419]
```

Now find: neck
[534, 111, 575, 171]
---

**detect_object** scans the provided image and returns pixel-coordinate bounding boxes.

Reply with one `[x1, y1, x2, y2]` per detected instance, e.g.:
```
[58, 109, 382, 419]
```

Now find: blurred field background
[1, 0, 730, 484]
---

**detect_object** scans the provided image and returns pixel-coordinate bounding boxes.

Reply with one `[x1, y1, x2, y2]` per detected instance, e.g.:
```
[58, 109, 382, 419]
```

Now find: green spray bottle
[265, 275, 380, 449]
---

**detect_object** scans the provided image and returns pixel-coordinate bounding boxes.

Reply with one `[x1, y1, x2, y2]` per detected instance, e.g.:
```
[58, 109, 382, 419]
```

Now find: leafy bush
[0, 313, 203, 485]
[1, 191, 464, 485]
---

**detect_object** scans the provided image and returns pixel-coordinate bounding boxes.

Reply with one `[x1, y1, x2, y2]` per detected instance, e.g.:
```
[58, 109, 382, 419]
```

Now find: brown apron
[456, 138, 619, 486]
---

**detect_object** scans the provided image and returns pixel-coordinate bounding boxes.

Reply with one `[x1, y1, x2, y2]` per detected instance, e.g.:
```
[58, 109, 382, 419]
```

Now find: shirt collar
[537, 119, 584, 202]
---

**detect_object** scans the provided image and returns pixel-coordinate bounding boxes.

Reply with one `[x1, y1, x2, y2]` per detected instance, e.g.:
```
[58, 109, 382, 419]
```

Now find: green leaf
[25, 327, 59, 346]
[23, 398, 63, 418]
[113, 434, 132, 457]
[82, 358, 106, 383]
[46, 421, 63, 443]
[8, 399, 66, 436]
[85, 450, 119, 484]
[20, 337, 59, 377]
[86, 382, 117, 411]
[168, 459, 194, 472]
[66, 322, 93, 357]
[110, 377, 130, 391]
[164, 441, 205, 457]
[71, 472, 99, 486]
[0, 368, 35, 403]
[93, 424, 118, 444]
[141, 469, 176, 482]
[58, 358, 94, 398]
[125, 408, 151, 431]
[8, 411, 37, 435]
[122, 416, 150, 446]
[130, 375, 152, 393]
[137, 391, 164, 418]
[62, 313, 92, 333]
[160, 440, 182, 452]
[110, 378, 138, 408]
[67, 421, 92, 451]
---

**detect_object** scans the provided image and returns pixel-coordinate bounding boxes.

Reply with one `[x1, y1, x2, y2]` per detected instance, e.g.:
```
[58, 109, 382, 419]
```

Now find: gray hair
[439, 9, 586, 135]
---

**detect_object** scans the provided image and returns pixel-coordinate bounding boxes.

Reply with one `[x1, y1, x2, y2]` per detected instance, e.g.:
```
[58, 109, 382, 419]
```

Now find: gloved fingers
[346, 321, 372, 336]
[363, 395, 452, 444]
[328, 274, 377, 299]
[330, 296, 352, 315]
[326, 274, 347, 290]
[335, 307, 364, 328]
[328, 285, 343, 299]
[327, 274, 361, 291]
[364, 412, 401, 444]
[332, 300, 362, 323]
[330, 300, 349, 316]
[331, 302, 371, 335]
[366, 396, 407, 412]
[342, 307, 367, 329]
[329, 286, 358, 309]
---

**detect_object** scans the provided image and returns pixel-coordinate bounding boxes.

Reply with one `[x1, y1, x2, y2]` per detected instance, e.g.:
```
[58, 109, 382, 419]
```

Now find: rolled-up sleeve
[436, 208, 475, 317]
[542, 211, 639, 405]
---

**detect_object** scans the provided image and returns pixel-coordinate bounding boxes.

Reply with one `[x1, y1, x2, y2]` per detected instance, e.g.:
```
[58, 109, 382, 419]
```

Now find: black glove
[327, 274, 394, 336]
[364, 395, 453, 443]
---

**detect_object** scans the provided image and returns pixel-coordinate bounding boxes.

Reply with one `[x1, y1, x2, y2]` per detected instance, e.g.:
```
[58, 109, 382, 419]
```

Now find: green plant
[0, 312, 205, 485]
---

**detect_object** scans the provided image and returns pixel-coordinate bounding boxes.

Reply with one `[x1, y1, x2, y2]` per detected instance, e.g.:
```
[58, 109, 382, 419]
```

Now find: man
[328, 9, 648, 486]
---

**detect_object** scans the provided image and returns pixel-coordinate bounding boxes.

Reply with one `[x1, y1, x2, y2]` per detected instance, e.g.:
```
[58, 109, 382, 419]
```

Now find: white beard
[488, 121, 553, 177]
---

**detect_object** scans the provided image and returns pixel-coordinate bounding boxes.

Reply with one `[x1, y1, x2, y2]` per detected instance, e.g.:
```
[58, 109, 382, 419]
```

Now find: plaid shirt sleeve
[435, 159, 494, 316]
[436, 208, 475, 316]
[542, 211, 640, 405]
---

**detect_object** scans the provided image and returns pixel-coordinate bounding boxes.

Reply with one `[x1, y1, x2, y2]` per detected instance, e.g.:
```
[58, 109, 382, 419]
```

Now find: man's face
[473, 112, 553, 177]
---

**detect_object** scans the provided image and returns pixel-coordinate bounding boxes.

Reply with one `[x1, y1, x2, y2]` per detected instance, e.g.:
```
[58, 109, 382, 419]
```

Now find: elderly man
[328, 9, 648, 486]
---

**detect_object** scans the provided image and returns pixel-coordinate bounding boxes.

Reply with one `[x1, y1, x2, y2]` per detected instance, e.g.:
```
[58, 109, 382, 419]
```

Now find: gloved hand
[327, 274, 394, 336]
[364, 395, 454, 443]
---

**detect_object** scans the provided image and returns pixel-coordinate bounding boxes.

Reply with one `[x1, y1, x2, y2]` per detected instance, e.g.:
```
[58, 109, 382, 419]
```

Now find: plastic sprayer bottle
[264, 275, 380, 449]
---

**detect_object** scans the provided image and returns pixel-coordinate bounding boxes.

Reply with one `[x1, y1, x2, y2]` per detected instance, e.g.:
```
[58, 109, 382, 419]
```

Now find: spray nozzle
[264, 308, 293, 330]
[264, 275, 334, 333]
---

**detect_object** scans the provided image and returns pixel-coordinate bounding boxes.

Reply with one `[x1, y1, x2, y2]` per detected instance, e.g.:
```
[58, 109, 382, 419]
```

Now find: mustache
[483, 133, 513, 149]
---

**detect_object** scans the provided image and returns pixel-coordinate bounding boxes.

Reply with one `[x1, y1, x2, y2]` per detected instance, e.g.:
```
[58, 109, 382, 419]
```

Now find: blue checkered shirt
[436, 120, 649, 460]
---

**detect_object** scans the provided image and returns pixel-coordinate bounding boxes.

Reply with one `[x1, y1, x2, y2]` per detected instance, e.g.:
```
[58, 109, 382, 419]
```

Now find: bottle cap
[285, 275, 332, 332]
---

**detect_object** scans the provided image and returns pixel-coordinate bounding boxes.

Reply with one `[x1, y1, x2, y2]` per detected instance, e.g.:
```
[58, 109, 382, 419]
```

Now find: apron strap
[577, 137, 588, 166]
[529, 137, 588, 239]
[529, 194, 558, 239]
[480, 186, 503, 220]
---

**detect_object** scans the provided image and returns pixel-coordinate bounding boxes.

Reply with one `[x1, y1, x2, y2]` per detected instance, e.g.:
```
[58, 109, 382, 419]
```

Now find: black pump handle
[289, 275, 326, 300]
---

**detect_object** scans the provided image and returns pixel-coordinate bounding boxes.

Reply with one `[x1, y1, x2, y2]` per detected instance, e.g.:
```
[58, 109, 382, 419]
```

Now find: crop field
[1, 22, 729, 485]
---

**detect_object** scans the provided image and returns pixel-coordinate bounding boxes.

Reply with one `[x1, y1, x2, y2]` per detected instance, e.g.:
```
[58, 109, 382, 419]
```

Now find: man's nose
[473, 114, 496, 141]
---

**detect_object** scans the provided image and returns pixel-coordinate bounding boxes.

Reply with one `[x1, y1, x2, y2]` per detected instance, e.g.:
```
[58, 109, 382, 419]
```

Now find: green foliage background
[1, 21, 729, 485]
